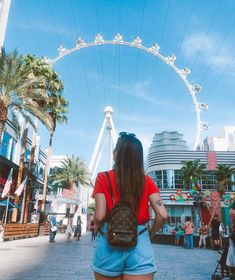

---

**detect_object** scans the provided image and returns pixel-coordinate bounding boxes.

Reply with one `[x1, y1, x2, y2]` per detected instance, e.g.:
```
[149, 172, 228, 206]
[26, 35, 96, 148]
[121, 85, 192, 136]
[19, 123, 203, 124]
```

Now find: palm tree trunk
[0, 120, 5, 145]
[0, 100, 7, 145]
[23, 118, 38, 223]
[208, 199, 221, 226]
[11, 121, 29, 222]
[41, 132, 54, 212]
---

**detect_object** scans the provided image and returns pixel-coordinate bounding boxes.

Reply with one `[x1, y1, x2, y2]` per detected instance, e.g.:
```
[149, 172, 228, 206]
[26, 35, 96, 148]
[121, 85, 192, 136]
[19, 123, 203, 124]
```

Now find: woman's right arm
[148, 192, 168, 238]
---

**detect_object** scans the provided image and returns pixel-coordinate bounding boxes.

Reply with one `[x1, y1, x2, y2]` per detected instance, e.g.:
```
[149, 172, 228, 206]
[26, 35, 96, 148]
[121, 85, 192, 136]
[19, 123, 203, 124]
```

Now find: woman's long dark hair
[114, 133, 145, 211]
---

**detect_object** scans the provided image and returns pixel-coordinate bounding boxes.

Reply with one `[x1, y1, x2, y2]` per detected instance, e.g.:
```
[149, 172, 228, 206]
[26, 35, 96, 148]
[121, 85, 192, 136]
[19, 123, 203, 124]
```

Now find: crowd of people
[48, 212, 96, 243]
[172, 214, 228, 250]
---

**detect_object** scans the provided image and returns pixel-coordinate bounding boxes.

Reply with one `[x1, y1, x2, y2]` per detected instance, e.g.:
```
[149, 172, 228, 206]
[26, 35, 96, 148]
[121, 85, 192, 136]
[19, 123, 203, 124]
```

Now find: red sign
[210, 191, 221, 220]
[207, 151, 217, 170]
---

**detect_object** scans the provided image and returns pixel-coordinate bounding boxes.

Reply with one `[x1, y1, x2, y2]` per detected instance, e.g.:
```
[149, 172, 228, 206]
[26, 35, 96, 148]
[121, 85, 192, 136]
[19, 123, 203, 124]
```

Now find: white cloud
[16, 22, 71, 37]
[181, 33, 234, 70]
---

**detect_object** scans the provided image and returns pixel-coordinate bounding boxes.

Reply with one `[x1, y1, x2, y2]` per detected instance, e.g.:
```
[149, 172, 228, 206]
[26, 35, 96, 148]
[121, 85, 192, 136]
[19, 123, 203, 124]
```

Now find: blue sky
[4, 0, 235, 171]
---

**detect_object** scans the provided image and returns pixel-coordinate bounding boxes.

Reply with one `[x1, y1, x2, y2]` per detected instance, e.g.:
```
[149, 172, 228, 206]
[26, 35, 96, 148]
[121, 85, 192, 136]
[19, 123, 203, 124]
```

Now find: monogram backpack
[101, 172, 147, 249]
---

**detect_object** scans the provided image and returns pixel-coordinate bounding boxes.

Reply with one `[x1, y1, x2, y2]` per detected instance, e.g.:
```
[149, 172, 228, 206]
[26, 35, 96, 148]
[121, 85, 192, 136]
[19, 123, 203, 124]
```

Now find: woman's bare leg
[94, 272, 121, 280]
[122, 273, 154, 280]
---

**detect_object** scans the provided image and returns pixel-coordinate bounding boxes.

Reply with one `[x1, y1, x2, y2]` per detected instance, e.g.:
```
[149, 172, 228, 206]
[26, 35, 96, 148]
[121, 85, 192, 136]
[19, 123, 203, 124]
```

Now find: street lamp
[21, 160, 37, 223]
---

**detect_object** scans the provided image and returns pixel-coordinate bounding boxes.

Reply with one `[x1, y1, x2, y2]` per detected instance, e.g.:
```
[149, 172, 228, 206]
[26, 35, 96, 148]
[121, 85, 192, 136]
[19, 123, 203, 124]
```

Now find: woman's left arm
[94, 193, 107, 229]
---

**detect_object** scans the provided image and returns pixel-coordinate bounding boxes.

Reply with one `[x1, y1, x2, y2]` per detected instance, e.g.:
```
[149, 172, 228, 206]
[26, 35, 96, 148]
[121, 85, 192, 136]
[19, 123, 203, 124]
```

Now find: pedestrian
[227, 200, 235, 277]
[92, 132, 168, 280]
[183, 216, 194, 249]
[66, 214, 74, 241]
[90, 219, 95, 241]
[74, 215, 82, 241]
[198, 222, 208, 248]
[211, 214, 221, 250]
[49, 212, 57, 243]
[0, 220, 4, 242]
[230, 200, 235, 234]
[174, 226, 184, 246]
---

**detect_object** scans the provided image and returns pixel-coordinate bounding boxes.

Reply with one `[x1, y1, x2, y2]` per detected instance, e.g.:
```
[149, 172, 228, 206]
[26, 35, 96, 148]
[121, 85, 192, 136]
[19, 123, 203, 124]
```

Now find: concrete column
[0, 0, 12, 48]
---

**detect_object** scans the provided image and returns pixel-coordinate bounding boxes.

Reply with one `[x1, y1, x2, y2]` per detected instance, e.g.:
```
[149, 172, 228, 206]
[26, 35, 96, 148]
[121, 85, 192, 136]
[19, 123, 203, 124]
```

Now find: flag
[50, 198, 57, 212]
[1, 169, 13, 198]
[14, 177, 27, 196]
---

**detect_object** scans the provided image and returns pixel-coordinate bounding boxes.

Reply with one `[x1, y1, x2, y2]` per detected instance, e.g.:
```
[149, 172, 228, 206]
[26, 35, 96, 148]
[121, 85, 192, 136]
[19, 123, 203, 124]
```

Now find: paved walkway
[0, 233, 219, 280]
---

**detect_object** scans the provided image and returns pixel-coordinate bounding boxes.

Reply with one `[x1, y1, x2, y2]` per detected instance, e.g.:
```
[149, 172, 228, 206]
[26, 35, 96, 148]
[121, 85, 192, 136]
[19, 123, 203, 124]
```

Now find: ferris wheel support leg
[110, 118, 118, 144]
[109, 128, 113, 169]
[89, 118, 106, 173]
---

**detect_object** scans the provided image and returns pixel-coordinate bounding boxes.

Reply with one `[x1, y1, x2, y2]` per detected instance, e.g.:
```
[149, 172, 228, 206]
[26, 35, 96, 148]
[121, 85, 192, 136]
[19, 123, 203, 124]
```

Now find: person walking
[90, 220, 95, 241]
[49, 212, 57, 243]
[0, 220, 4, 242]
[198, 222, 208, 248]
[211, 214, 221, 250]
[66, 214, 74, 241]
[74, 215, 82, 241]
[92, 132, 168, 280]
[183, 216, 194, 249]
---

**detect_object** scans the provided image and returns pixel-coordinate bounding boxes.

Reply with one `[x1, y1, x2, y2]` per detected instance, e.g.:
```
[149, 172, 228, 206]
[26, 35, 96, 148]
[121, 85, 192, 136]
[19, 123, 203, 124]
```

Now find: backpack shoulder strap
[105, 171, 115, 206]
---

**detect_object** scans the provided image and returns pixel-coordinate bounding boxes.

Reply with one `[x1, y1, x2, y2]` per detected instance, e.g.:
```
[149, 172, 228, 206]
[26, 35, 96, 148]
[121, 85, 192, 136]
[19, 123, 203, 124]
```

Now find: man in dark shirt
[211, 214, 221, 250]
[230, 201, 235, 242]
[230, 201, 235, 230]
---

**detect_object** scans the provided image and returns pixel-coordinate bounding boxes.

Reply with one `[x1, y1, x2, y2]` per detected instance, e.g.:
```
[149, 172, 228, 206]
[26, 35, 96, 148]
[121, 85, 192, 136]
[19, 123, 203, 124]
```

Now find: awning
[0, 199, 18, 208]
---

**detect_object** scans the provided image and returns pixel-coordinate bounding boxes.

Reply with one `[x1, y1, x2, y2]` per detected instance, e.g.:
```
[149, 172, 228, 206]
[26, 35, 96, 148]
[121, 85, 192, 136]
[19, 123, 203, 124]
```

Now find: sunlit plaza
[0, 1, 235, 280]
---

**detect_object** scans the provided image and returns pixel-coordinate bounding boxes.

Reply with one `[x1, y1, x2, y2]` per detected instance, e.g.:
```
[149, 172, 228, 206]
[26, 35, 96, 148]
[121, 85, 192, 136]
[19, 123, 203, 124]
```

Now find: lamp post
[19, 160, 29, 224]
[21, 160, 37, 223]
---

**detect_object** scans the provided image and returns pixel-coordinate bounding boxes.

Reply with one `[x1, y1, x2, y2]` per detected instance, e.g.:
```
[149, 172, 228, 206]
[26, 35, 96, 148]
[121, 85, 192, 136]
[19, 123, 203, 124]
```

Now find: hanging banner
[210, 191, 222, 220]
[207, 151, 217, 170]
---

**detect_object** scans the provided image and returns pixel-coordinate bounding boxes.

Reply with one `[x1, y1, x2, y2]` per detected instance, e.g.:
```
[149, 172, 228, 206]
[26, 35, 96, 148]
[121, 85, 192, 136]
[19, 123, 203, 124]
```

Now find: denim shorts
[92, 223, 157, 277]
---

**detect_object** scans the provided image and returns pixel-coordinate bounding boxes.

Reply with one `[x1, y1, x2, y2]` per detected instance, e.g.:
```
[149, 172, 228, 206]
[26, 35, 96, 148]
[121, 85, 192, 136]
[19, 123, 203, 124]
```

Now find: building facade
[146, 131, 235, 227]
[0, 115, 47, 222]
[204, 126, 235, 152]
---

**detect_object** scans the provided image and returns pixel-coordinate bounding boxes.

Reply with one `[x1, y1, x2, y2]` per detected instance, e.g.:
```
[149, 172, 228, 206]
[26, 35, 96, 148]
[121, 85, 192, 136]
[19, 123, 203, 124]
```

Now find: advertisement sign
[207, 151, 217, 170]
[210, 191, 222, 220]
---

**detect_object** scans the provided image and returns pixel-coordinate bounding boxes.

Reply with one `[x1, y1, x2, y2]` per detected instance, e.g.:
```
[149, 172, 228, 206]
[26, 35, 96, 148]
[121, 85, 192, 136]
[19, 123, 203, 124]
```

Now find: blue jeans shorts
[92, 223, 157, 277]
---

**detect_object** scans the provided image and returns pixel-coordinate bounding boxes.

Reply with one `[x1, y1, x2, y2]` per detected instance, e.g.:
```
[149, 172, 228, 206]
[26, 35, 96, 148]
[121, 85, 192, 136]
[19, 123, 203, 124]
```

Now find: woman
[198, 222, 208, 248]
[211, 214, 220, 250]
[74, 215, 82, 241]
[65, 214, 74, 241]
[183, 216, 194, 249]
[92, 132, 168, 280]
[90, 220, 96, 241]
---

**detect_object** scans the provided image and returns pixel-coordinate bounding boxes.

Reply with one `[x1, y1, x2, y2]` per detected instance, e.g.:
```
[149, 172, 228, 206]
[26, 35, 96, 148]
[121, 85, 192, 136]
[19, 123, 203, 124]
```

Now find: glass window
[0, 132, 11, 158]
[10, 138, 16, 161]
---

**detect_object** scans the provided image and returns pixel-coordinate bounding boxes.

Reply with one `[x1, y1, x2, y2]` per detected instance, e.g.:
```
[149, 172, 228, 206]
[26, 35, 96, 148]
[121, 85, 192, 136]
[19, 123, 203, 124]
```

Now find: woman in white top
[66, 215, 74, 241]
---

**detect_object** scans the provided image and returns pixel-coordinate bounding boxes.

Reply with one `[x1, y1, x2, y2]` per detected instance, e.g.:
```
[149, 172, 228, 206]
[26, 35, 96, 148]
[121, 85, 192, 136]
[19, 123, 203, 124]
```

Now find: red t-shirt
[92, 170, 159, 224]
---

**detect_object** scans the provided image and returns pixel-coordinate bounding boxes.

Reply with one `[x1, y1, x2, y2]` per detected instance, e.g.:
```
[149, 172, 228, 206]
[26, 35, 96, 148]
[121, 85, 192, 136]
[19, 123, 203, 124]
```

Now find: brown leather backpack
[102, 172, 146, 249]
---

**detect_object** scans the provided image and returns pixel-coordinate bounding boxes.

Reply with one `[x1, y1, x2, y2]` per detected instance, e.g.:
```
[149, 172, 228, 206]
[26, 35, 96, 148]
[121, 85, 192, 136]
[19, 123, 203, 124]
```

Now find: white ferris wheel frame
[47, 33, 209, 150]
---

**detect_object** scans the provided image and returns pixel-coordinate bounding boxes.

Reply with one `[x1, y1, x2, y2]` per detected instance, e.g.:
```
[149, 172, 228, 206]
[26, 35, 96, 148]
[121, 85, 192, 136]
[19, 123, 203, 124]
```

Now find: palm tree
[49, 155, 91, 191]
[18, 56, 65, 222]
[180, 160, 206, 190]
[215, 164, 234, 194]
[41, 93, 69, 211]
[0, 49, 50, 144]
[10, 55, 57, 222]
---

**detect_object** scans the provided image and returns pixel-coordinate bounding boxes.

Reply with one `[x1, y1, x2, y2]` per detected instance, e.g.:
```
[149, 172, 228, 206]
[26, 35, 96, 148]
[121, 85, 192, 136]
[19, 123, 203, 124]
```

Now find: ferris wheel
[46, 33, 209, 150]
